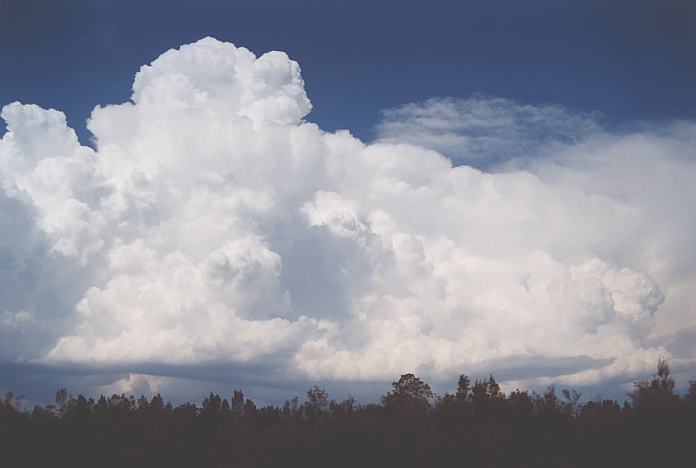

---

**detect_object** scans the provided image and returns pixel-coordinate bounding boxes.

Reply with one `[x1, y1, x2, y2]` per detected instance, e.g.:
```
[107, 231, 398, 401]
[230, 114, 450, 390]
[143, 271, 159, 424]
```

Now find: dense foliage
[1, 360, 694, 467]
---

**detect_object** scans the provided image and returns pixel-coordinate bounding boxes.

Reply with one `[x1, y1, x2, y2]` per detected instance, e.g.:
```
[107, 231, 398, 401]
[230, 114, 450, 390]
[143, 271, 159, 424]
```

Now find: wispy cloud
[375, 96, 602, 166]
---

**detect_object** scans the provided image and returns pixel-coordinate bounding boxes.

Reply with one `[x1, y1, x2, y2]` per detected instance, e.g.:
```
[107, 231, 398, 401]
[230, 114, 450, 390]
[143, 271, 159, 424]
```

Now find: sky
[0, 0, 695, 405]
[2, 0, 695, 144]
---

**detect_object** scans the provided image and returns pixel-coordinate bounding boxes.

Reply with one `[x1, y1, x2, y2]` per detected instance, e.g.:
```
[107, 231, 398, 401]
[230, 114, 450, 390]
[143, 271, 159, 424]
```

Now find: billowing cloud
[1, 37, 695, 398]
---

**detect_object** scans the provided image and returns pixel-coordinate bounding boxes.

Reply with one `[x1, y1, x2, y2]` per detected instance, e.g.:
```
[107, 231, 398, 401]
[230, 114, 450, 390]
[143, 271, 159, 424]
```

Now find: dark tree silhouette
[0, 359, 694, 468]
[381, 373, 433, 411]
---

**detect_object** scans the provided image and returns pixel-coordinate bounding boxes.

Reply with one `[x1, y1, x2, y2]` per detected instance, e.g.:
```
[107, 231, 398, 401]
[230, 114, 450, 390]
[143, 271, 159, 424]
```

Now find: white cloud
[98, 373, 174, 397]
[375, 96, 602, 165]
[1, 37, 695, 396]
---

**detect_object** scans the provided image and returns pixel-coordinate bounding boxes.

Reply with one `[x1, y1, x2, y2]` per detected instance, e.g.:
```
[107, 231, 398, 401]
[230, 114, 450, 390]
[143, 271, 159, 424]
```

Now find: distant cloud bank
[1, 37, 695, 397]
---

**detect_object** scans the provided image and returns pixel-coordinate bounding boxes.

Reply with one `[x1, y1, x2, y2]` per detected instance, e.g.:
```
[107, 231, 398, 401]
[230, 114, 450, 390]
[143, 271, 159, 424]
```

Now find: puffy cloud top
[1, 37, 695, 394]
[132, 37, 312, 126]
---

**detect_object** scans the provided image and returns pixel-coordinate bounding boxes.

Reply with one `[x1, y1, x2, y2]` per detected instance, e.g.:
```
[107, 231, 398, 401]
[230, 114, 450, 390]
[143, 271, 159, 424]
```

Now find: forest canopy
[1, 359, 694, 467]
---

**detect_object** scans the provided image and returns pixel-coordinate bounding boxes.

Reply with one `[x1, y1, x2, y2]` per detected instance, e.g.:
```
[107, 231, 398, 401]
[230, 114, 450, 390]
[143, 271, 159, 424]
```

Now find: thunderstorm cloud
[1, 38, 695, 397]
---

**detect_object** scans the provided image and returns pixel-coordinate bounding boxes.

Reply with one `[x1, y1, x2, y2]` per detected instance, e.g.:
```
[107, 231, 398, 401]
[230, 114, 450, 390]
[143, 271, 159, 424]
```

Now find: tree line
[1, 359, 694, 467]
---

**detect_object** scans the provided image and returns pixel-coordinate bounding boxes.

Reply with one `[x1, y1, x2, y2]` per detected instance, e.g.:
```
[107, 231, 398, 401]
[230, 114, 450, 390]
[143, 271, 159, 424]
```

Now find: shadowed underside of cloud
[1, 37, 695, 401]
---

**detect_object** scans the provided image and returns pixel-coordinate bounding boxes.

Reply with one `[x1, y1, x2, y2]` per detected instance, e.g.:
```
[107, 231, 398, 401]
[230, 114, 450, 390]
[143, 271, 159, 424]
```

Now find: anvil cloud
[1, 38, 695, 396]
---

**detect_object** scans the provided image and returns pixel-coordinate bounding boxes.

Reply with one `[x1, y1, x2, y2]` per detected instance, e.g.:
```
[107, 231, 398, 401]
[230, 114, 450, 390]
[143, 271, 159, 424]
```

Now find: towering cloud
[1, 38, 694, 395]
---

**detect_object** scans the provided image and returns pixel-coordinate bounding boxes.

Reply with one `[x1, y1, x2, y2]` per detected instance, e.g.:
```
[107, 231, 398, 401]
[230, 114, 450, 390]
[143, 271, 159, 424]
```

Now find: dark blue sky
[1, 0, 694, 144]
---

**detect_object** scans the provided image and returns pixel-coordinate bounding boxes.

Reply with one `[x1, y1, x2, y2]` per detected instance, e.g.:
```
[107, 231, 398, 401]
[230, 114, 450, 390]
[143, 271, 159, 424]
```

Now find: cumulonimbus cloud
[1, 37, 695, 392]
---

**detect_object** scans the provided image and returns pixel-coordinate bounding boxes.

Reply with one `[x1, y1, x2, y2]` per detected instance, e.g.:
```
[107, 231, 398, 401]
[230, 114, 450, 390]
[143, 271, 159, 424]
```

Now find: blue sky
[2, 0, 694, 144]
[0, 1, 695, 405]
